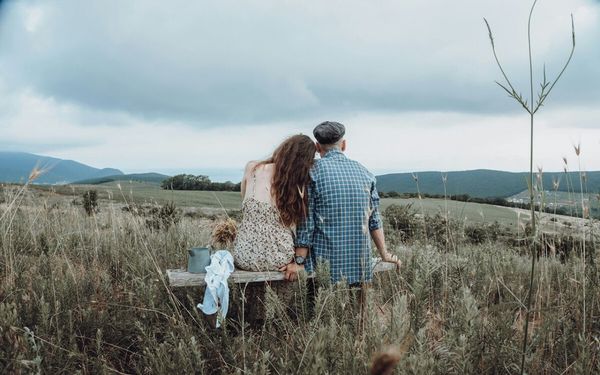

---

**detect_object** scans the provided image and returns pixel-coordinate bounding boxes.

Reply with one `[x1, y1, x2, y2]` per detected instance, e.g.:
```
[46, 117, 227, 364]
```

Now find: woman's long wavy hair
[255, 134, 316, 227]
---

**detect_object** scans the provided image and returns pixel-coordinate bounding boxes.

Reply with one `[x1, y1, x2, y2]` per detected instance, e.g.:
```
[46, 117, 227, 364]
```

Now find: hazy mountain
[376, 169, 600, 198]
[0, 151, 123, 184]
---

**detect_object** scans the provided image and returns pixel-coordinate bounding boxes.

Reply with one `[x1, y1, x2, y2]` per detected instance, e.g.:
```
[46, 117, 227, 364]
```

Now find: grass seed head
[28, 166, 47, 183]
[552, 178, 560, 191]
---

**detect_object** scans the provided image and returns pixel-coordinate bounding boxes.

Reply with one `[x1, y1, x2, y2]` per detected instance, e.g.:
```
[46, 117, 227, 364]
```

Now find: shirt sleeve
[295, 179, 316, 248]
[369, 179, 383, 231]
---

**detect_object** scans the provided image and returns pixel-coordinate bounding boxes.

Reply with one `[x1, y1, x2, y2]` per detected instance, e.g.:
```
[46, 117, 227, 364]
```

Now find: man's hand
[278, 262, 305, 281]
[381, 252, 402, 271]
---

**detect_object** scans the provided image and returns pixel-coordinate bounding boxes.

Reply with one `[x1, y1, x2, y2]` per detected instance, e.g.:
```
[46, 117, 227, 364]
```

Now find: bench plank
[167, 258, 396, 287]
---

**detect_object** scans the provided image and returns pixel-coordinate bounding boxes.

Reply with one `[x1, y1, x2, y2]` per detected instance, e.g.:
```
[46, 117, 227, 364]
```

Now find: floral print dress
[233, 171, 295, 271]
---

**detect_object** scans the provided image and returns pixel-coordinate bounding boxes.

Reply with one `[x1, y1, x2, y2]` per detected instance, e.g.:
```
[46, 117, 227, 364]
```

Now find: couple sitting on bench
[232, 121, 402, 286]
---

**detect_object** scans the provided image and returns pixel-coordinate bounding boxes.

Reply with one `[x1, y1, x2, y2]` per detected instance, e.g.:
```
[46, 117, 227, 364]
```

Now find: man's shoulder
[349, 158, 374, 176]
[312, 156, 375, 181]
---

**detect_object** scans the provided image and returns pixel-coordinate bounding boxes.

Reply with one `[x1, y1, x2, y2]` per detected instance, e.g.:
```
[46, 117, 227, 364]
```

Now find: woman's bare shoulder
[244, 161, 259, 173]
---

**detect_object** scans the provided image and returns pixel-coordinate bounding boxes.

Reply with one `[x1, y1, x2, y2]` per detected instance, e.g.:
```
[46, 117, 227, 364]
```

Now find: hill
[0, 151, 123, 184]
[72, 173, 170, 185]
[376, 169, 600, 198]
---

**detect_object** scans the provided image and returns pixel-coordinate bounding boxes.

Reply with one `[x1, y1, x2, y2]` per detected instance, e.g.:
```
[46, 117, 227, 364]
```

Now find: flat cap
[313, 121, 345, 145]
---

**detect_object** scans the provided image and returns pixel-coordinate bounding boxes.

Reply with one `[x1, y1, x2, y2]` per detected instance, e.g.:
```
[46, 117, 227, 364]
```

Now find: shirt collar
[322, 149, 345, 159]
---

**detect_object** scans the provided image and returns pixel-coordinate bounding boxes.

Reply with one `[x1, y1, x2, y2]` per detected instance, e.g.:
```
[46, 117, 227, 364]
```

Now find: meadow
[34, 182, 242, 211]
[38, 181, 589, 234]
[35, 181, 537, 225]
[1, 182, 598, 374]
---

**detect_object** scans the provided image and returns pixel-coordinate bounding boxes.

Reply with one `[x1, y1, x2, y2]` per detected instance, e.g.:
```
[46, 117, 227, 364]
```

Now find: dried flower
[211, 218, 238, 249]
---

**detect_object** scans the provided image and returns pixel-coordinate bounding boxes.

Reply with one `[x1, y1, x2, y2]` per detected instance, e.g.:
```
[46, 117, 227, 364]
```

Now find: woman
[233, 134, 316, 271]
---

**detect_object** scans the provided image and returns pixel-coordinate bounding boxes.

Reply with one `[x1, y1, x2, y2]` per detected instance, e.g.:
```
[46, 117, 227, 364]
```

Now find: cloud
[0, 0, 598, 125]
[0, 0, 599, 179]
[5, 95, 600, 181]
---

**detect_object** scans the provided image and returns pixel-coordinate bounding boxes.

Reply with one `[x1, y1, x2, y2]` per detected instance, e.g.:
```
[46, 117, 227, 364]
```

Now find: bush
[82, 190, 98, 215]
[464, 221, 503, 244]
[384, 204, 419, 241]
[424, 213, 459, 250]
[145, 201, 181, 230]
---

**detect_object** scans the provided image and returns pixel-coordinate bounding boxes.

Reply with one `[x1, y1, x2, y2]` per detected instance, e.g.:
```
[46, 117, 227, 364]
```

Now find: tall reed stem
[483, 1, 575, 373]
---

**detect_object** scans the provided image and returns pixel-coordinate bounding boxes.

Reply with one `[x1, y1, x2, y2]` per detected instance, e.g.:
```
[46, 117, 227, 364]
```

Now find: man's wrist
[294, 255, 306, 266]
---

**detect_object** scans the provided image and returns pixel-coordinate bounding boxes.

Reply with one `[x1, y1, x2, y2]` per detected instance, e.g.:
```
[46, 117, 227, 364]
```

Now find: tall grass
[484, 1, 575, 372]
[1, 182, 598, 373]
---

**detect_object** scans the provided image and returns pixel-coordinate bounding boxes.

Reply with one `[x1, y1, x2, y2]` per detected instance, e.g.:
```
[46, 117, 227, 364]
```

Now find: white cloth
[197, 250, 235, 327]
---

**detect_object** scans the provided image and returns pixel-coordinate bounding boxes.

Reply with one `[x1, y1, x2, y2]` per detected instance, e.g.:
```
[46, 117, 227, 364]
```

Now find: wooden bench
[167, 258, 396, 287]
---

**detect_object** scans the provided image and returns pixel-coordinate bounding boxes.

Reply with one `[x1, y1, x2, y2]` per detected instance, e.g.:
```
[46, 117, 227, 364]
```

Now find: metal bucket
[187, 247, 212, 273]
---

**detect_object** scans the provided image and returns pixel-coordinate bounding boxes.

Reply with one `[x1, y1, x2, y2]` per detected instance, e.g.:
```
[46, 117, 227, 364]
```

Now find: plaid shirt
[295, 150, 383, 284]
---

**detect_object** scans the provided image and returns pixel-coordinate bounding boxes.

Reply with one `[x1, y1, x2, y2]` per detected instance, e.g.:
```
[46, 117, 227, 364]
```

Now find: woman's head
[258, 134, 316, 227]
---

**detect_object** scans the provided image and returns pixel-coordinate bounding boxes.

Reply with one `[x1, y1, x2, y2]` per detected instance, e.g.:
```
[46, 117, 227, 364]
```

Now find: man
[281, 121, 401, 283]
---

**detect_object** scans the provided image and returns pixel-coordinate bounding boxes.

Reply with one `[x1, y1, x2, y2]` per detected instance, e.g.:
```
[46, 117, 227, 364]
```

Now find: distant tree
[161, 174, 241, 192]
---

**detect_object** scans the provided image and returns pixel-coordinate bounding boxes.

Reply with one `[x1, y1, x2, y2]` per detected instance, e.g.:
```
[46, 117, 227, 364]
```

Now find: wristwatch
[294, 255, 306, 265]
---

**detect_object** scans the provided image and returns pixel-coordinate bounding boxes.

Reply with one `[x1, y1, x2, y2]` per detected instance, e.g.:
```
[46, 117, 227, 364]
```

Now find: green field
[34, 181, 243, 210]
[32, 181, 594, 233]
[35, 181, 526, 226]
[380, 197, 520, 226]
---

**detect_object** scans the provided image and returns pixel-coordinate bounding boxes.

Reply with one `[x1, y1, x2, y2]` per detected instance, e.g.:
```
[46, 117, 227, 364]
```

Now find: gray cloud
[0, 0, 598, 126]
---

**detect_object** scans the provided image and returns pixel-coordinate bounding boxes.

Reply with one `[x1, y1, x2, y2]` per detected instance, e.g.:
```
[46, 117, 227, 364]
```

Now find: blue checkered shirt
[295, 150, 383, 284]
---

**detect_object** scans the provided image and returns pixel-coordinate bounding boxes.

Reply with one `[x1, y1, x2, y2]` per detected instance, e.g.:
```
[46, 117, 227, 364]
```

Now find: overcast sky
[0, 0, 599, 181]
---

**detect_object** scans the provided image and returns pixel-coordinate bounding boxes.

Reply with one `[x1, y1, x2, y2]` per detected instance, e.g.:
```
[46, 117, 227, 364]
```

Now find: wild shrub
[82, 190, 98, 215]
[384, 203, 419, 241]
[423, 213, 460, 250]
[145, 201, 181, 230]
[464, 221, 503, 244]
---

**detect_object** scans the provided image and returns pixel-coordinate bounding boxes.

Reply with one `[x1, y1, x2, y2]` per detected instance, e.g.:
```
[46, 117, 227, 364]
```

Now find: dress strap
[251, 170, 257, 197]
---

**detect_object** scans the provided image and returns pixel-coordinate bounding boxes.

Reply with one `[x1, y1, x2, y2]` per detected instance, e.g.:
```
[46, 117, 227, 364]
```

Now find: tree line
[161, 174, 241, 192]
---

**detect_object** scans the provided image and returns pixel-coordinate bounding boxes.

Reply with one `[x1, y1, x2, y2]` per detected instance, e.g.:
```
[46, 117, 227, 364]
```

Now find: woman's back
[233, 163, 294, 271]
[244, 163, 275, 205]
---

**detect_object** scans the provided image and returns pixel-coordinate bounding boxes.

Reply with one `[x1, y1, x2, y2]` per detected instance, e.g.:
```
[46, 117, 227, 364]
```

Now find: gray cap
[313, 121, 346, 145]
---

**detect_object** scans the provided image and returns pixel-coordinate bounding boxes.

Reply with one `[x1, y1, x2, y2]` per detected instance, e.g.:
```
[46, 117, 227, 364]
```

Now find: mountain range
[2, 152, 598, 198]
[376, 169, 600, 198]
[0, 151, 123, 184]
